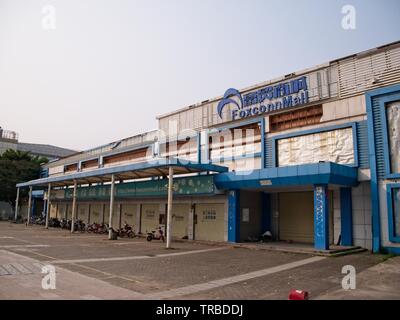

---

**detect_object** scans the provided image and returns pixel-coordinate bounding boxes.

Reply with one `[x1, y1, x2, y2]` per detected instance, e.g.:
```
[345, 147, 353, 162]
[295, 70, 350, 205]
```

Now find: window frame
[386, 183, 400, 243]
[271, 122, 358, 168]
[378, 95, 400, 178]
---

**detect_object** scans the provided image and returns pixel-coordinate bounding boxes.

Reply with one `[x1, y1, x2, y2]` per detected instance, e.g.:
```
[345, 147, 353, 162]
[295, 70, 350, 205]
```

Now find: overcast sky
[1, 0, 399, 151]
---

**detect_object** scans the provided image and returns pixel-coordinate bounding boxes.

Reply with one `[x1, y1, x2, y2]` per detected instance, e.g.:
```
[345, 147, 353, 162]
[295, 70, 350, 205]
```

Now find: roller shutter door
[279, 191, 334, 244]
[90, 204, 103, 224]
[121, 204, 136, 227]
[104, 205, 119, 227]
[50, 203, 57, 218]
[141, 204, 161, 234]
[279, 192, 314, 243]
[195, 203, 225, 242]
[66, 203, 72, 220]
[171, 204, 190, 239]
[111, 205, 121, 229]
[77, 204, 90, 223]
[57, 203, 67, 219]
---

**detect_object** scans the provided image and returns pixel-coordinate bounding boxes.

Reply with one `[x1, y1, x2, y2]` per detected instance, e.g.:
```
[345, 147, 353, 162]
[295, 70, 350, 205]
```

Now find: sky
[0, 0, 399, 151]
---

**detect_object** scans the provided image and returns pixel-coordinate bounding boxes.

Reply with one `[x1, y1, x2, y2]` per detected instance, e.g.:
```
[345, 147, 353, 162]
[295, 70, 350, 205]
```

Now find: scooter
[146, 227, 165, 242]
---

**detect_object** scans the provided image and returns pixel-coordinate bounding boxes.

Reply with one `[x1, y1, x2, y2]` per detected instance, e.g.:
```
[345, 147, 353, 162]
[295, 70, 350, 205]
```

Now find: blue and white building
[17, 41, 400, 254]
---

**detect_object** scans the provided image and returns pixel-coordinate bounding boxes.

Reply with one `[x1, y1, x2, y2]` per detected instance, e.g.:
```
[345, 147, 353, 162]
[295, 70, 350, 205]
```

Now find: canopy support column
[108, 174, 115, 240]
[45, 183, 51, 229]
[27, 186, 32, 225]
[71, 180, 77, 233]
[166, 166, 174, 249]
[314, 184, 329, 250]
[14, 187, 20, 222]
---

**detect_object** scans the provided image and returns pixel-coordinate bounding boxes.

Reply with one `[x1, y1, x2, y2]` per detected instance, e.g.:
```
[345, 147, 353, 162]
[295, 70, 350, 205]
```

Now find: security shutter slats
[338, 45, 400, 98]
[265, 138, 274, 168]
[356, 121, 370, 169]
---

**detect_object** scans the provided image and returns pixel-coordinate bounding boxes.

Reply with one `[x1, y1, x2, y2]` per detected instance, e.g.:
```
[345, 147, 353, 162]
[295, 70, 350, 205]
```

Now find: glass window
[392, 188, 400, 238]
[386, 101, 400, 174]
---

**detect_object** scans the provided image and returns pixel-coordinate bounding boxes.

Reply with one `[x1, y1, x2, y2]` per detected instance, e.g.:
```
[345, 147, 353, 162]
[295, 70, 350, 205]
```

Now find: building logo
[217, 76, 309, 121]
[217, 88, 243, 119]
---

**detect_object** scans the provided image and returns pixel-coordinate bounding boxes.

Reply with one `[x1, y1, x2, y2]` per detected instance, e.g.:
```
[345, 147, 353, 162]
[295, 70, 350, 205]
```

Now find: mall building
[16, 41, 400, 254]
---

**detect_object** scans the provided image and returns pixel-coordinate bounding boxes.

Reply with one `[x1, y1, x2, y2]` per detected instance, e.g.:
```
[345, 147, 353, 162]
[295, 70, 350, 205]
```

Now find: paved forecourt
[0, 222, 384, 300]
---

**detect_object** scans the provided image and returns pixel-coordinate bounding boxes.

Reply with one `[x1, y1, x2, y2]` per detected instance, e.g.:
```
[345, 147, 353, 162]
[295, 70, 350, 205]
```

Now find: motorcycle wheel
[146, 235, 153, 242]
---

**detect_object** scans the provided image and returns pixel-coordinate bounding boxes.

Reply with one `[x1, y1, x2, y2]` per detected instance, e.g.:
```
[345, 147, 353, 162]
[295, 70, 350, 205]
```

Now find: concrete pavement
[317, 255, 400, 300]
[0, 222, 397, 300]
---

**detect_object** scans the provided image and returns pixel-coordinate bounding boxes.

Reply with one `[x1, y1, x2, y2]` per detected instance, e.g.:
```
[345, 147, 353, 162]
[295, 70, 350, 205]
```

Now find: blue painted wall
[366, 84, 400, 253]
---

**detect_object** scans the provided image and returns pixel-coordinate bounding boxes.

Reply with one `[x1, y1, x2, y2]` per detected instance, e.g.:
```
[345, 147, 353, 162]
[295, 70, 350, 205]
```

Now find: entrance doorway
[278, 191, 334, 244]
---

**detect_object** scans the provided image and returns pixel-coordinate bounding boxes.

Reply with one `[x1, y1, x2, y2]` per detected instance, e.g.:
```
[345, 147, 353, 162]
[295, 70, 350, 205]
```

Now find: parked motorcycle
[48, 217, 61, 228]
[74, 219, 86, 232]
[117, 222, 135, 238]
[28, 216, 36, 225]
[60, 218, 71, 229]
[146, 227, 165, 242]
[86, 222, 97, 233]
[34, 216, 46, 226]
[98, 223, 108, 234]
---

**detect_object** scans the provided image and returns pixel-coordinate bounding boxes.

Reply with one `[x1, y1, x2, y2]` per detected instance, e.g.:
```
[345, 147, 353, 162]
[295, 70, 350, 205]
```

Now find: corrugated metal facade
[370, 90, 400, 179]
[158, 65, 339, 133]
[264, 138, 274, 169]
[372, 95, 387, 179]
[356, 121, 370, 169]
[337, 44, 400, 99]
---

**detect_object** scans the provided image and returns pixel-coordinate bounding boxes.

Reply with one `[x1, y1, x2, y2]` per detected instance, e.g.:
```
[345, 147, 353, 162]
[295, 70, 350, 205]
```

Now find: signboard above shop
[157, 65, 336, 133]
[217, 76, 309, 121]
[52, 175, 216, 201]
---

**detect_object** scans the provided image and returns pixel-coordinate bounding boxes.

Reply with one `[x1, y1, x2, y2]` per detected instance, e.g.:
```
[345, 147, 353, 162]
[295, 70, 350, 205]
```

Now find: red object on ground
[288, 289, 309, 300]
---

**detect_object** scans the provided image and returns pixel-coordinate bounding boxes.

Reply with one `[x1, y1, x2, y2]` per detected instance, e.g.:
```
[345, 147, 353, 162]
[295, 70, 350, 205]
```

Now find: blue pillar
[261, 192, 271, 233]
[313, 184, 329, 250]
[228, 190, 240, 242]
[340, 187, 353, 246]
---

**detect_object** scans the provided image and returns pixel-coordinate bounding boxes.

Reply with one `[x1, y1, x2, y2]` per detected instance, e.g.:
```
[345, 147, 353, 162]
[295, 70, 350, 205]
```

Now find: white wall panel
[277, 127, 355, 167]
[387, 101, 400, 173]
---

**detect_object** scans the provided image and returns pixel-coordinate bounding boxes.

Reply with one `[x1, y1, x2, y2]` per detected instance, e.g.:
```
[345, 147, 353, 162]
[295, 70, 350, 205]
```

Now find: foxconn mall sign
[217, 76, 309, 121]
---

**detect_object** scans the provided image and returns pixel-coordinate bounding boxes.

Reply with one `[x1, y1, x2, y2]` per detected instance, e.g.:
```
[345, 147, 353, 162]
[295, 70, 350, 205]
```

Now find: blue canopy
[16, 158, 228, 188]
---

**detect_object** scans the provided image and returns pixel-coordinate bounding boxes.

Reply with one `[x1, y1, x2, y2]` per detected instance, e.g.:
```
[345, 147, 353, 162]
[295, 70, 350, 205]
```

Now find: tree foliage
[0, 149, 48, 214]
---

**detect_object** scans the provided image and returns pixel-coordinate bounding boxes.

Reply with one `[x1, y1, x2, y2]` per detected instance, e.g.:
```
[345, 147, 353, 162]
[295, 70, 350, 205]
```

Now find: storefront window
[392, 188, 400, 238]
[386, 101, 400, 174]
